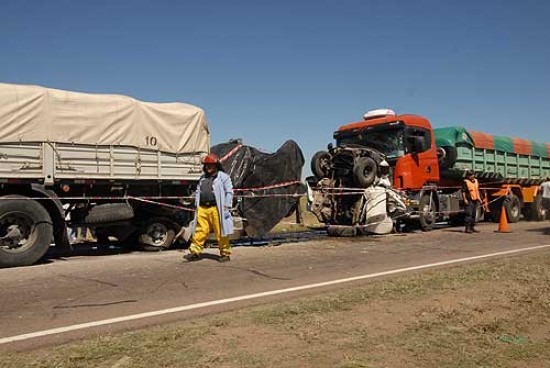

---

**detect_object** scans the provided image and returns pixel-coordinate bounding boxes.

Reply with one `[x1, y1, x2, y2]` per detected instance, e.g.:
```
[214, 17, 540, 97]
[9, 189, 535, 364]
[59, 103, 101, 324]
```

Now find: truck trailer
[0, 83, 209, 267]
[308, 109, 549, 234]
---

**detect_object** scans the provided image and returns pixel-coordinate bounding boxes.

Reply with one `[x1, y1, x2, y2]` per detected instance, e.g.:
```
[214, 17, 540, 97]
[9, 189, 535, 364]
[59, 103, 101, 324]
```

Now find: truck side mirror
[327, 143, 333, 151]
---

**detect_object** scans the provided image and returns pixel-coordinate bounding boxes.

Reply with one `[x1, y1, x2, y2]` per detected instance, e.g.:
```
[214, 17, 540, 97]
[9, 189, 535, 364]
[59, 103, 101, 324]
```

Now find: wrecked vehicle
[308, 108, 550, 236]
[308, 109, 410, 236]
[212, 139, 306, 237]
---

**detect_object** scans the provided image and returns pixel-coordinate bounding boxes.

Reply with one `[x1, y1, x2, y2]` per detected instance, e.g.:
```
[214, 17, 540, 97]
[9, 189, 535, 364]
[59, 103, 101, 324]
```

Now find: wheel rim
[422, 200, 436, 224]
[363, 166, 374, 177]
[510, 202, 520, 219]
[0, 211, 35, 253]
[145, 222, 168, 246]
[319, 157, 331, 176]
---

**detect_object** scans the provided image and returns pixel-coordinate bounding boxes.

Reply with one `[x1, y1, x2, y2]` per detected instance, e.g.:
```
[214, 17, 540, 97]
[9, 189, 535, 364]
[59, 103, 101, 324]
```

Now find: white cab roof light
[363, 109, 397, 120]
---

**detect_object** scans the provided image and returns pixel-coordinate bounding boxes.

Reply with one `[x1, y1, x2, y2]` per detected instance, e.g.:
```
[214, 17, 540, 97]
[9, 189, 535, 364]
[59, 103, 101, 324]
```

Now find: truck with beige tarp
[0, 83, 209, 267]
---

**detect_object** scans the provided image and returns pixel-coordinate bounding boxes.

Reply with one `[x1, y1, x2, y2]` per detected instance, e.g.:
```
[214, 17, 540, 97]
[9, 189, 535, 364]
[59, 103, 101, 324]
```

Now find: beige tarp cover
[0, 83, 210, 155]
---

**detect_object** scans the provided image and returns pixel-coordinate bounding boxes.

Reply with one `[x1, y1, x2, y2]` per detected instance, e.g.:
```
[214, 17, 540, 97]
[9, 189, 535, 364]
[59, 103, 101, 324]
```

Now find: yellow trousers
[189, 205, 231, 256]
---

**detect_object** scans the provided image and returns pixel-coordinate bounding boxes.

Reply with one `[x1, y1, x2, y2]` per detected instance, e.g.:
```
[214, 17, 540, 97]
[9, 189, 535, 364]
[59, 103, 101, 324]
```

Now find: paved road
[1, 221, 549, 350]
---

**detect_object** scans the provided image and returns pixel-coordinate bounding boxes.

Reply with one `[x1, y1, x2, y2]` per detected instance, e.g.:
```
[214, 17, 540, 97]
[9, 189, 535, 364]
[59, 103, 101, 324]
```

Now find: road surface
[1, 221, 549, 350]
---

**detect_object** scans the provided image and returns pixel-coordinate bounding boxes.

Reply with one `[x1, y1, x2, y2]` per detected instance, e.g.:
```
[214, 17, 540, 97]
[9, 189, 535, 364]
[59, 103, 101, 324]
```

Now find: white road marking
[2, 244, 550, 345]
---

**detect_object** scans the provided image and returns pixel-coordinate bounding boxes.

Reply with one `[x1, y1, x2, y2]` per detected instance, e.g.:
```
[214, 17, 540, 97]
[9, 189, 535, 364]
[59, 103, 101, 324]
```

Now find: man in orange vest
[462, 170, 482, 233]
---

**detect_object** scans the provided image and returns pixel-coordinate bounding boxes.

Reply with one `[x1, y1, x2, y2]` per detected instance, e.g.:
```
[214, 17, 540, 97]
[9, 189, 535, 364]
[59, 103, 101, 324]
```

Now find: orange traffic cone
[495, 205, 511, 233]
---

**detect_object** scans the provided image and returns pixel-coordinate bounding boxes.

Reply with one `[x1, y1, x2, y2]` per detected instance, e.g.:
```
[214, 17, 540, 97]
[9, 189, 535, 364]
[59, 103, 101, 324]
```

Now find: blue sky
[2, 0, 549, 169]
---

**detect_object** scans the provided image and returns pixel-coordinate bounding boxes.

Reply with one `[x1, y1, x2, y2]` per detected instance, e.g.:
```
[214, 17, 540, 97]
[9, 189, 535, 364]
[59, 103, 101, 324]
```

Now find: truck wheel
[505, 195, 521, 223]
[311, 151, 332, 179]
[437, 146, 457, 170]
[353, 157, 377, 188]
[419, 194, 437, 231]
[83, 203, 135, 224]
[0, 196, 53, 268]
[138, 218, 176, 251]
[528, 195, 547, 221]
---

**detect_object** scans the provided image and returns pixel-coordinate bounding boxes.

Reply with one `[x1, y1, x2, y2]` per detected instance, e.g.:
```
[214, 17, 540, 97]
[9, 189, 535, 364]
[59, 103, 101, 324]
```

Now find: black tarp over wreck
[211, 140, 306, 236]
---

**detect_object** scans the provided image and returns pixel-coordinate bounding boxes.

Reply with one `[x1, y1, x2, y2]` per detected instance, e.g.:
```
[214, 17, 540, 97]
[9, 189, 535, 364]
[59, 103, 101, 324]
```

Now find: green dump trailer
[434, 126, 550, 222]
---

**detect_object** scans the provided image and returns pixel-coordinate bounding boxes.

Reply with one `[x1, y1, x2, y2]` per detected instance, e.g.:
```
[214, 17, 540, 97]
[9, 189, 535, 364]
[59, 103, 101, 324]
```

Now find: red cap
[202, 153, 220, 164]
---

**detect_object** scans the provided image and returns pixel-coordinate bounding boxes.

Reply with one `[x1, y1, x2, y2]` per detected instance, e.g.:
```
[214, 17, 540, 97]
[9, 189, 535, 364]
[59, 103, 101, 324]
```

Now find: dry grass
[3, 252, 550, 367]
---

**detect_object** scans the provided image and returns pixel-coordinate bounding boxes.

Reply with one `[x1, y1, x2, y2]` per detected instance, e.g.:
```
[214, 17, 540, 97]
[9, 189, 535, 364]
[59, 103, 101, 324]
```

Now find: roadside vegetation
[3, 252, 550, 368]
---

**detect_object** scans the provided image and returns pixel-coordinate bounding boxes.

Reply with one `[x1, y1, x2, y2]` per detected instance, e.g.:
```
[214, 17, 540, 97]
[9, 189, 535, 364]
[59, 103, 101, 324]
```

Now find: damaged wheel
[437, 146, 457, 170]
[138, 218, 176, 251]
[311, 151, 332, 179]
[353, 157, 377, 188]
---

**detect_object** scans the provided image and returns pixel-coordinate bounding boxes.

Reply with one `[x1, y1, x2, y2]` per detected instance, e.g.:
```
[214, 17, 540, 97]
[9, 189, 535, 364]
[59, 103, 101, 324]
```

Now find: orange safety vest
[464, 178, 481, 201]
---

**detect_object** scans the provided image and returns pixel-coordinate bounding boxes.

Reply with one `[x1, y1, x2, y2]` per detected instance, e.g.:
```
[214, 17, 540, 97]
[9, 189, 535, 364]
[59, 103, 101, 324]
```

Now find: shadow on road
[45, 242, 132, 262]
[525, 226, 550, 236]
[41, 230, 329, 264]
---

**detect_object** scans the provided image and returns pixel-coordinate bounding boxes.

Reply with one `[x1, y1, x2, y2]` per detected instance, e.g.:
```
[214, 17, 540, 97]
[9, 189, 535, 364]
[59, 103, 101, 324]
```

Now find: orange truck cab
[309, 109, 443, 232]
[335, 111, 440, 191]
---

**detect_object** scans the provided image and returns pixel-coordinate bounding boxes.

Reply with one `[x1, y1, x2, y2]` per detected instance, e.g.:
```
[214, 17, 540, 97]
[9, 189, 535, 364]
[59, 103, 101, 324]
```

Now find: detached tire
[353, 157, 377, 188]
[83, 203, 135, 224]
[0, 196, 53, 268]
[437, 146, 457, 170]
[138, 218, 176, 251]
[311, 151, 332, 179]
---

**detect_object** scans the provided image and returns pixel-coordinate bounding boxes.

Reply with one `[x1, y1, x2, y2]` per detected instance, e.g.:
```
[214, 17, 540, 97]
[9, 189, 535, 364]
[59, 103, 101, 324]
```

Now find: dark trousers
[464, 201, 479, 227]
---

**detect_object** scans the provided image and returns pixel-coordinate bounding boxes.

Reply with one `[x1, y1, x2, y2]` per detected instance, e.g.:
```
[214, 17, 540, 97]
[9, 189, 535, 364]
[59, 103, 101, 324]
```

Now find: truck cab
[333, 110, 440, 191]
[309, 109, 441, 232]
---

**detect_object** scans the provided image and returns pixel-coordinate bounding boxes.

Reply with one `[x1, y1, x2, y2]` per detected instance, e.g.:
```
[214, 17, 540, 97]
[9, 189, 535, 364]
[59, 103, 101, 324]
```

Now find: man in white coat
[185, 153, 234, 262]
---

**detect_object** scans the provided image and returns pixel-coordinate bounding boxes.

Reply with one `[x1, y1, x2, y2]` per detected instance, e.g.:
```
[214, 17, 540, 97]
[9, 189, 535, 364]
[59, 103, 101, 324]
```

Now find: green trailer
[434, 126, 549, 222]
[434, 126, 550, 184]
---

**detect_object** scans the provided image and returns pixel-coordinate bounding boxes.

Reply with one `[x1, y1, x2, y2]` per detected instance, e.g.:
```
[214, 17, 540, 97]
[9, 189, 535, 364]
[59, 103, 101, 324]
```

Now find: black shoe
[184, 253, 201, 262]
[218, 256, 231, 263]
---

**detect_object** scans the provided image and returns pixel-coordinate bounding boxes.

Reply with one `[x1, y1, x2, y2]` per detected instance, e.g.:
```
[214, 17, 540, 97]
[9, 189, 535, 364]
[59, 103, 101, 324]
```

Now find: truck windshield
[338, 128, 405, 159]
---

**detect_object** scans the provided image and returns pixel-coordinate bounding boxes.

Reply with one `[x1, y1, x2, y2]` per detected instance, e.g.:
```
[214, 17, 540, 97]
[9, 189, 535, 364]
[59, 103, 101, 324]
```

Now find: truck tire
[138, 218, 176, 251]
[437, 146, 457, 170]
[505, 195, 521, 223]
[528, 195, 547, 221]
[83, 203, 135, 224]
[0, 196, 53, 268]
[353, 157, 377, 188]
[311, 151, 332, 179]
[419, 194, 437, 231]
